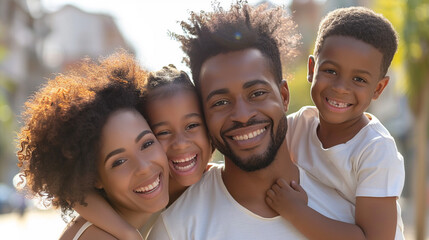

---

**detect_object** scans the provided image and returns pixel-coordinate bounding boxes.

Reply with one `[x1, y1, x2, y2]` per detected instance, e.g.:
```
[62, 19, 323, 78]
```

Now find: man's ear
[280, 80, 290, 112]
[372, 76, 389, 100]
[307, 55, 315, 83]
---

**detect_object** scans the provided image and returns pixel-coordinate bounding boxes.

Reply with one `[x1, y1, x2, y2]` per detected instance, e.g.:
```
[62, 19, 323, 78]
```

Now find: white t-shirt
[286, 106, 405, 239]
[148, 164, 357, 240]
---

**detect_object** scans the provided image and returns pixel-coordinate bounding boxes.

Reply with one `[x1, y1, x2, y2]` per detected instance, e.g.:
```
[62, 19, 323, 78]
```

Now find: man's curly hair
[16, 51, 148, 215]
[172, 1, 301, 93]
[314, 6, 398, 77]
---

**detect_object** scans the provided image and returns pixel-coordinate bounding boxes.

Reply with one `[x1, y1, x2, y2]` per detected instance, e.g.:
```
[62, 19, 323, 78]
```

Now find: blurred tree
[374, 1, 429, 239]
[403, 1, 429, 239]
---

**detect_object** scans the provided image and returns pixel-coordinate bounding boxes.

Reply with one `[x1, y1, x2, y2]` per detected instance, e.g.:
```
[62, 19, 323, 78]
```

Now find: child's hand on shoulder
[265, 178, 308, 220]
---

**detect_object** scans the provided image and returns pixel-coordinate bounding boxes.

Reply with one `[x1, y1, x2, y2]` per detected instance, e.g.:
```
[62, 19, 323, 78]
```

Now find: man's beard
[211, 114, 287, 172]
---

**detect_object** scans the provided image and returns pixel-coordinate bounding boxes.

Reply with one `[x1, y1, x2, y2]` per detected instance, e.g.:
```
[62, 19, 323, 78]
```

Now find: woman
[16, 51, 169, 239]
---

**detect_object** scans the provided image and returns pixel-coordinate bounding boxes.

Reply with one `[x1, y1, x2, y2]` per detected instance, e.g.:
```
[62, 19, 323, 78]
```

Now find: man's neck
[221, 139, 298, 218]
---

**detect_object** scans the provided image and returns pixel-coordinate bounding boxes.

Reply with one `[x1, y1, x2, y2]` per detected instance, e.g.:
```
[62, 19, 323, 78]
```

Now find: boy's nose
[171, 133, 191, 150]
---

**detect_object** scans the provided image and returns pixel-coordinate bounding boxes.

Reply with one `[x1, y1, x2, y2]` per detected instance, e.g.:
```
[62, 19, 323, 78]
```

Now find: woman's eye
[186, 123, 200, 130]
[213, 99, 229, 107]
[141, 140, 154, 150]
[325, 69, 337, 75]
[112, 159, 126, 168]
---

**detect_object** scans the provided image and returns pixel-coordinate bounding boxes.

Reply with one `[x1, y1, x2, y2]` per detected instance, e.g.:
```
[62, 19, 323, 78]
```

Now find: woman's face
[147, 89, 212, 187]
[96, 109, 169, 216]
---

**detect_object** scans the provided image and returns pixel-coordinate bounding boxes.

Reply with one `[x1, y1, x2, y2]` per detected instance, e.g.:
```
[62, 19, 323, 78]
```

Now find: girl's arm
[266, 179, 397, 240]
[74, 191, 143, 240]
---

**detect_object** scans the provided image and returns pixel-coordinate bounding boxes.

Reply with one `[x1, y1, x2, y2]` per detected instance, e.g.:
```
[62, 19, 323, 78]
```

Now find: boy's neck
[317, 113, 370, 148]
[168, 176, 188, 207]
[221, 139, 298, 218]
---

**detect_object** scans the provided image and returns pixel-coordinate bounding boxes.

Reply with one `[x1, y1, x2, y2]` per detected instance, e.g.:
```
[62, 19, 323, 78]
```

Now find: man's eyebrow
[105, 148, 125, 163]
[135, 130, 152, 143]
[243, 79, 270, 89]
[206, 88, 229, 102]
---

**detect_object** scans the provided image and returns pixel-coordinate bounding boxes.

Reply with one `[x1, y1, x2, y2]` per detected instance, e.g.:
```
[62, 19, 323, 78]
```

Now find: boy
[266, 6, 405, 240]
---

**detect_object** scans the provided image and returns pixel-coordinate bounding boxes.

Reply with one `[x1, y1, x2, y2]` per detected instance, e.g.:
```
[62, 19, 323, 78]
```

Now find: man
[148, 2, 351, 239]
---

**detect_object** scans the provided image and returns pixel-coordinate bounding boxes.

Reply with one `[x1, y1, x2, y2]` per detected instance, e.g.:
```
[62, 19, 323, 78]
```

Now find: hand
[266, 178, 308, 220]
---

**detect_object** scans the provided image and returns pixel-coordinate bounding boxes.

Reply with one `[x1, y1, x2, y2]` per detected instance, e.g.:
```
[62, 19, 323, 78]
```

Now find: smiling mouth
[133, 174, 161, 194]
[230, 126, 267, 141]
[326, 98, 352, 108]
[171, 154, 197, 171]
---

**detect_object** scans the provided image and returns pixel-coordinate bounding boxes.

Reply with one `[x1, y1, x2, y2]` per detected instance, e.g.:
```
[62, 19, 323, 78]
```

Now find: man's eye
[112, 159, 126, 168]
[213, 100, 229, 107]
[186, 123, 200, 130]
[251, 91, 266, 98]
[141, 140, 154, 150]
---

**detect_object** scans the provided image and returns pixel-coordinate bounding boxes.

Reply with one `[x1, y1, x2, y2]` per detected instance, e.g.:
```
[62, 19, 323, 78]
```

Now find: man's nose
[230, 97, 256, 124]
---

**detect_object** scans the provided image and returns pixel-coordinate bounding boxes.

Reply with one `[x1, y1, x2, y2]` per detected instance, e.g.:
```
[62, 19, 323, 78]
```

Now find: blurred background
[0, 0, 428, 239]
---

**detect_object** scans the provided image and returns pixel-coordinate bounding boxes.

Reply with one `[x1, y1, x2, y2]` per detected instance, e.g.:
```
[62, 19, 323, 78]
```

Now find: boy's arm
[355, 196, 397, 239]
[74, 191, 143, 240]
[267, 180, 397, 240]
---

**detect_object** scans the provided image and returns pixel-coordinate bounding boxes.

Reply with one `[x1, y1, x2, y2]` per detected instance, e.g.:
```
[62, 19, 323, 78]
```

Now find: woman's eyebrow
[135, 130, 152, 143]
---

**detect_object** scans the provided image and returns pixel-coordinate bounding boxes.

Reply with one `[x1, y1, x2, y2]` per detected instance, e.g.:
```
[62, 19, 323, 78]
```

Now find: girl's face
[96, 109, 169, 216]
[146, 89, 212, 187]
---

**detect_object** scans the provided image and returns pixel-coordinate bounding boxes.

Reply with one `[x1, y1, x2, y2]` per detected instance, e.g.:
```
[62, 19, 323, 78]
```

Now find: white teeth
[134, 176, 160, 193]
[327, 99, 349, 108]
[174, 160, 196, 171]
[172, 154, 197, 163]
[232, 127, 266, 141]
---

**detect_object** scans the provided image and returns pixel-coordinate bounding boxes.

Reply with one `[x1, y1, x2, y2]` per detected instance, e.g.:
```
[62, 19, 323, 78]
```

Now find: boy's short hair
[314, 6, 398, 77]
[173, 1, 301, 93]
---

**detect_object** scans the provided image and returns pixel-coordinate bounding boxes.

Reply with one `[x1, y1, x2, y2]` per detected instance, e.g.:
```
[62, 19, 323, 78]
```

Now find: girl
[74, 65, 213, 239]
[16, 51, 170, 239]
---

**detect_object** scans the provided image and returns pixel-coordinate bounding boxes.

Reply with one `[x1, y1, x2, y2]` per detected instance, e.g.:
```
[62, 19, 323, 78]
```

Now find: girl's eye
[353, 77, 366, 83]
[156, 130, 170, 136]
[251, 90, 266, 98]
[112, 159, 126, 168]
[141, 140, 154, 150]
[213, 99, 229, 107]
[186, 123, 200, 130]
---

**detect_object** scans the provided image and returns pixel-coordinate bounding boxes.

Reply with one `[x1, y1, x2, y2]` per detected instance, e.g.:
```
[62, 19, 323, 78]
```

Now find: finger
[267, 189, 276, 198]
[276, 178, 288, 187]
[272, 183, 281, 193]
[265, 196, 273, 206]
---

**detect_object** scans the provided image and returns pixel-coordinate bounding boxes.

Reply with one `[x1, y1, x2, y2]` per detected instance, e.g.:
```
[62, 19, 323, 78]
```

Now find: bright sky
[40, 0, 293, 72]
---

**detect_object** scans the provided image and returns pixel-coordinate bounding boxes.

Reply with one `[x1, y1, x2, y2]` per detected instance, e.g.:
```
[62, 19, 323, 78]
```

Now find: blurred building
[0, 0, 134, 184]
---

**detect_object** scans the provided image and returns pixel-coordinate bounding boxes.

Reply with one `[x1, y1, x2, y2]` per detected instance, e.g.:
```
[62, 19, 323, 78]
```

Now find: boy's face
[308, 35, 389, 125]
[199, 48, 289, 172]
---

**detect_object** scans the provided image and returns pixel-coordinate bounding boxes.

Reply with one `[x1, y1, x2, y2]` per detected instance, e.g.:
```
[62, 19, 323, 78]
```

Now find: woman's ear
[94, 179, 103, 190]
[280, 80, 290, 112]
[307, 55, 315, 83]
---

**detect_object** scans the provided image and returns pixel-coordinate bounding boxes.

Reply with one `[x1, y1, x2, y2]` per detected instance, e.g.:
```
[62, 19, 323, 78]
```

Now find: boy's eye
[112, 159, 126, 168]
[353, 77, 366, 83]
[141, 140, 155, 150]
[213, 99, 229, 107]
[186, 123, 200, 130]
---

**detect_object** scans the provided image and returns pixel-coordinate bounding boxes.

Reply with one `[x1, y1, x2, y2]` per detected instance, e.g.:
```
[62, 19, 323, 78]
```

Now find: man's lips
[230, 126, 267, 141]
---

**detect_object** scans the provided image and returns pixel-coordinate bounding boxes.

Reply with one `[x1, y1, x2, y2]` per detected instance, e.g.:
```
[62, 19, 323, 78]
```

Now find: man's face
[199, 48, 289, 172]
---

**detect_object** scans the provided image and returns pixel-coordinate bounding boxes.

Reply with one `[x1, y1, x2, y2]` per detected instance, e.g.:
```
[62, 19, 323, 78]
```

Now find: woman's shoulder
[59, 216, 117, 240]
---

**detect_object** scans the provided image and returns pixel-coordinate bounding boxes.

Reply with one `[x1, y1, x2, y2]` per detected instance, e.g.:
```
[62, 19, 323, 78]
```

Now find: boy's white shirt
[286, 106, 405, 239]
